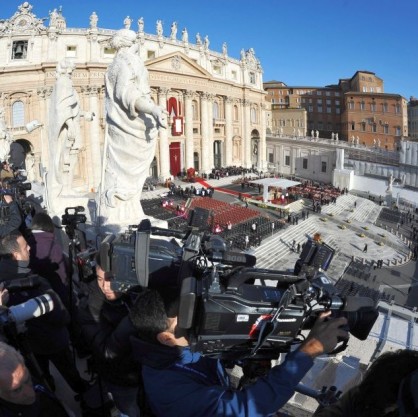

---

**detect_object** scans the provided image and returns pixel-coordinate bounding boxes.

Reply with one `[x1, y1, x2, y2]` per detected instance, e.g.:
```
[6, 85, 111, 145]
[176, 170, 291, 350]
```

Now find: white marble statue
[311, 130, 314, 138]
[182, 27, 188, 43]
[222, 42, 227, 56]
[335, 133, 339, 141]
[25, 152, 36, 182]
[124, 16, 132, 30]
[156, 20, 163, 36]
[89, 12, 98, 29]
[48, 59, 83, 202]
[138, 17, 144, 33]
[0, 107, 13, 163]
[100, 29, 168, 230]
[377, 138, 381, 147]
[196, 32, 202, 45]
[331, 132, 335, 140]
[170, 21, 177, 40]
[204, 35, 210, 50]
[315, 130, 319, 138]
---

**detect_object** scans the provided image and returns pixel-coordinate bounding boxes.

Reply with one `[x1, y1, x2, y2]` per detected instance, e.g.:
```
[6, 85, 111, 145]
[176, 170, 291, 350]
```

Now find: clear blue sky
[3, 0, 417, 99]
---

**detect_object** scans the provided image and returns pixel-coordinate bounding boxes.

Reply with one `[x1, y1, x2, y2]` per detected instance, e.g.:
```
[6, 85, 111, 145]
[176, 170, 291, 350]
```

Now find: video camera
[61, 206, 87, 227]
[99, 209, 378, 359]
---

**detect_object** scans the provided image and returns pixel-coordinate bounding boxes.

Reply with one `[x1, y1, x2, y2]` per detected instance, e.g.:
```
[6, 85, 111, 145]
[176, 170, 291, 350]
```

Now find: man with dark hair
[0, 231, 88, 396]
[77, 252, 142, 417]
[129, 289, 349, 417]
[0, 341, 70, 417]
[313, 349, 418, 417]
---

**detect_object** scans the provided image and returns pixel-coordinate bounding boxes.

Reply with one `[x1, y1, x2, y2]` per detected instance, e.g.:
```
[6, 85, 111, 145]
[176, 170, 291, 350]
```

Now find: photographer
[0, 191, 23, 238]
[129, 289, 349, 417]
[0, 231, 88, 396]
[77, 253, 142, 417]
[0, 341, 71, 417]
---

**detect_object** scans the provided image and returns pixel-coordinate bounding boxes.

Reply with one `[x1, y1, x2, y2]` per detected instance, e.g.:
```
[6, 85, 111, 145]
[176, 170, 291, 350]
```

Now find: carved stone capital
[184, 90, 195, 100]
[225, 96, 234, 104]
[242, 99, 251, 107]
[200, 92, 210, 101]
[158, 87, 170, 97]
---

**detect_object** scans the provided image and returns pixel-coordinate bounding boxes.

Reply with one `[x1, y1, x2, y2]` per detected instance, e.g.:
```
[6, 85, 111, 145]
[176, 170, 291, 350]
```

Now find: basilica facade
[0, 3, 266, 193]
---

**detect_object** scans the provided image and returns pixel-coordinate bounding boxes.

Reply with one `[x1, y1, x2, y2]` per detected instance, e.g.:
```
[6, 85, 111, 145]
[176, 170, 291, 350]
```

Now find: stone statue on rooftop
[124, 16, 132, 29]
[156, 20, 163, 36]
[138, 17, 144, 33]
[89, 12, 98, 29]
[170, 21, 177, 40]
[222, 42, 227, 56]
[196, 32, 202, 45]
[99, 29, 168, 230]
[182, 27, 188, 43]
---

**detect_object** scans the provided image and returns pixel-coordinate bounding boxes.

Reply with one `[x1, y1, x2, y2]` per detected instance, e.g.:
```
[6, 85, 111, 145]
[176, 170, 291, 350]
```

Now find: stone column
[259, 103, 267, 170]
[184, 90, 194, 170]
[158, 87, 171, 180]
[36, 88, 50, 174]
[87, 86, 102, 191]
[200, 93, 210, 173]
[207, 94, 214, 170]
[243, 99, 252, 168]
[225, 96, 233, 167]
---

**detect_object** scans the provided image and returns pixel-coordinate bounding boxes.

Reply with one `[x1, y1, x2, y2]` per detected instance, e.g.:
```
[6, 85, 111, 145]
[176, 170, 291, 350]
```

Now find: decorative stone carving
[123, 16, 131, 29]
[0, 107, 13, 162]
[170, 21, 177, 40]
[182, 27, 188, 43]
[156, 20, 163, 36]
[99, 29, 168, 230]
[89, 12, 98, 30]
[48, 59, 85, 213]
[137, 17, 144, 33]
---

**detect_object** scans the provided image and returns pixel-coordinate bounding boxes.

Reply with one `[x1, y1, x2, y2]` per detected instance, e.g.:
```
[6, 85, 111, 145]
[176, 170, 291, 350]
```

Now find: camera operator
[0, 231, 88, 396]
[313, 349, 418, 417]
[77, 253, 142, 417]
[0, 190, 23, 238]
[0, 341, 71, 417]
[128, 289, 349, 417]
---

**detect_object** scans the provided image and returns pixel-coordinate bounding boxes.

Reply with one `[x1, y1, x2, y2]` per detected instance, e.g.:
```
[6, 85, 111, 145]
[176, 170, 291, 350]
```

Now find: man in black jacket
[77, 253, 141, 417]
[0, 231, 87, 396]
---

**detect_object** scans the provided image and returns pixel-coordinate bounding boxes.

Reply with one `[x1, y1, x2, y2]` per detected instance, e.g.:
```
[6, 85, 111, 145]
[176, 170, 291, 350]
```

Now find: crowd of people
[0, 175, 417, 417]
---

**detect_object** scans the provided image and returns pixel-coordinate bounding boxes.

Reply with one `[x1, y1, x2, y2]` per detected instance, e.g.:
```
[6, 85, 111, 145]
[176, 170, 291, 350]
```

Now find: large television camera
[99, 210, 378, 359]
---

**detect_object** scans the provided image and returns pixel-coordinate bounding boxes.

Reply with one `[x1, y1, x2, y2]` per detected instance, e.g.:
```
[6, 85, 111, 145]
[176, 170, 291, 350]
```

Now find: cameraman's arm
[211, 313, 349, 416]
[0, 197, 23, 237]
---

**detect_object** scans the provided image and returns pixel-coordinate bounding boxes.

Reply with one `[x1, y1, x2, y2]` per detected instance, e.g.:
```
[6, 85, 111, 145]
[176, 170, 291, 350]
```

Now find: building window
[192, 100, 198, 120]
[285, 155, 290, 166]
[326, 107, 331, 113]
[351, 122, 355, 130]
[335, 92, 340, 97]
[317, 106, 323, 113]
[371, 102, 376, 112]
[348, 100, 354, 110]
[213, 64, 222, 75]
[66, 45, 77, 57]
[321, 161, 327, 173]
[326, 99, 331, 105]
[317, 91, 322, 96]
[363, 86, 367, 92]
[268, 152, 274, 163]
[308, 106, 313, 112]
[233, 105, 239, 121]
[360, 101, 365, 110]
[302, 158, 308, 169]
[12, 101, 25, 127]
[317, 99, 323, 105]
[325, 91, 331, 96]
[213, 102, 220, 119]
[250, 108, 257, 123]
[382, 103, 388, 112]
[231, 70, 237, 80]
[104, 47, 116, 56]
[395, 127, 401, 136]
[335, 100, 340, 106]
[361, 122, 366, 131]
[336, 107, 340, 114]
[249, 72, 256, 84]
[383, 124, 389, 134]
[12, 40, 28, 60]
[395, 104, 401, 114]
[147, 50, 156, 59]
[372, 123, 377, 133]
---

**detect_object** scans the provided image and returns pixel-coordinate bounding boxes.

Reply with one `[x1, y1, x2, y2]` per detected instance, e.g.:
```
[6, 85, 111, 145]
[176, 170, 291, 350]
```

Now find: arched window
[192, 100, 198, 120]
[233, 105, 239, 121]
[250, 107, 257, 123]
[213, 101, 219, 119]
[12, 101, 24, 127]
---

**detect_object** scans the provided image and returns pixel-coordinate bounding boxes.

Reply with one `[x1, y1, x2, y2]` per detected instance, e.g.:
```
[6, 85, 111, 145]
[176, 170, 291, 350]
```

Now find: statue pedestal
[333, 168, 354, 190]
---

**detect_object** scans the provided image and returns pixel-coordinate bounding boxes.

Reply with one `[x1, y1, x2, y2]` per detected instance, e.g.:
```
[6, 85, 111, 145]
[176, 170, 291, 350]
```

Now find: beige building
[0, 3, 266, 193]
[264, 71, 408, 150]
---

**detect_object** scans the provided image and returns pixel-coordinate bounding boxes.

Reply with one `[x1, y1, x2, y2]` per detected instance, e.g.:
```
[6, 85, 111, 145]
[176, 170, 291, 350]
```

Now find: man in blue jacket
[129, 289, 349, 417]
